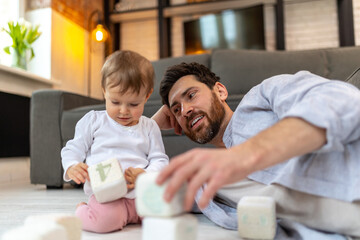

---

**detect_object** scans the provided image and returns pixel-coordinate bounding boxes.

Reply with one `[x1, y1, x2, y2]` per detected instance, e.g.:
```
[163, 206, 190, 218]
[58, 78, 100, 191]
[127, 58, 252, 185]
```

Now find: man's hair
[101, 50, 154, 95]
[160, 62, 220, 106]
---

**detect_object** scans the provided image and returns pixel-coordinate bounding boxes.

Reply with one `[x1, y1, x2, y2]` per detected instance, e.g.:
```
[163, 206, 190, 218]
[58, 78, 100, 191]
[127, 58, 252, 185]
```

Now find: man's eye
[189, 92, 196, 99]
[173, 107, 180, 114]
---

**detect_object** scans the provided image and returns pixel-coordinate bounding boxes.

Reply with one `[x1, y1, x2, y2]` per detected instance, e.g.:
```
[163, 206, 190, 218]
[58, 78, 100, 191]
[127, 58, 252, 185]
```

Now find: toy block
[237, 196, 276, 240]
[142, 214, 198, 240]
[88, 158, 127, 203]
[25, 213, 81, 240]
[2, 222, 67, 240]
[135, 172, 186, 217]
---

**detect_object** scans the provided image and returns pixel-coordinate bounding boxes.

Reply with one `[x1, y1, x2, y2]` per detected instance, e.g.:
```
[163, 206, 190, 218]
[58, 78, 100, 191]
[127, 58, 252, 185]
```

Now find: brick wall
[119, 0, 360, 60]
[121, 19, 159, 61]
[284, 0, 339, 50]
[354, 0, 360, 45]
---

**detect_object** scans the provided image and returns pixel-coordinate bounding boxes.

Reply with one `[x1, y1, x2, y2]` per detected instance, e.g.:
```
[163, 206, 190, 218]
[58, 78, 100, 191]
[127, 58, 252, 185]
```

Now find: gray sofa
[30, 47, 360, 188]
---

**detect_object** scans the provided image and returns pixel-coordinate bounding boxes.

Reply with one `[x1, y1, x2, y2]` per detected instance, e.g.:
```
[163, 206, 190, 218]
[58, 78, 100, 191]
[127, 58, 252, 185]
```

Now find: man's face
[168, 75, 225, 144]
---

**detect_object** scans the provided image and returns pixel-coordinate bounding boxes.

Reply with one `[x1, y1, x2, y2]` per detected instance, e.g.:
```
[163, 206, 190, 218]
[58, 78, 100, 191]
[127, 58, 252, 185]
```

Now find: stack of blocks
[135, 172, 198, 240]
[2, 213, 82, 240]
[88, 158, 128, 203]
[237, 196, 276, 240]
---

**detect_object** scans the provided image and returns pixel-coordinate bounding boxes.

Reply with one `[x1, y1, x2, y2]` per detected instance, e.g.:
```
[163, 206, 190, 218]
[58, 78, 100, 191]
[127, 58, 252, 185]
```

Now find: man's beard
[184, 92, 225, 144]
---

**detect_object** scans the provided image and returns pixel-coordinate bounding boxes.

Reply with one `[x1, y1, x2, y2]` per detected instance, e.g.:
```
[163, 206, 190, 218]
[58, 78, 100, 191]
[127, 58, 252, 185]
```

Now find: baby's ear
[145, 88, 154, 101]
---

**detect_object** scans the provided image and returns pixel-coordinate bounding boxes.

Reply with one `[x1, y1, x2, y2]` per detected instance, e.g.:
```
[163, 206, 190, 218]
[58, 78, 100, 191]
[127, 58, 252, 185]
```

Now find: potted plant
[1, 19, 42, 70]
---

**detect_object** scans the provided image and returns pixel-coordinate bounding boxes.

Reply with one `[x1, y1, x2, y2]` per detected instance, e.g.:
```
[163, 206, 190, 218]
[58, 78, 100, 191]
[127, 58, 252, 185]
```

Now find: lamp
[92, 24, 109, 42]
[88, 10, 110, 96]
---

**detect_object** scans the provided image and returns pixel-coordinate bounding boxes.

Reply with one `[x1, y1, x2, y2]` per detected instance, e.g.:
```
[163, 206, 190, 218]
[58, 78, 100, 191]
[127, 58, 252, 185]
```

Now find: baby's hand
[66, 163, 89, 184]
[124, 167, 145, 190]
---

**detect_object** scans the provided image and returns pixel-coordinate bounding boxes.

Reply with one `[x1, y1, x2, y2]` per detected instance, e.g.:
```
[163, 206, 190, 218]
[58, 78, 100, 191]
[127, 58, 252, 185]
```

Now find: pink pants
[75, 195, 141, 233]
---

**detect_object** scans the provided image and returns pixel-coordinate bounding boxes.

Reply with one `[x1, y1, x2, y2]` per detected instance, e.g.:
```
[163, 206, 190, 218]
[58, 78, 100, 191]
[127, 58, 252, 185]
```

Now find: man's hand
[66, 163, 89, 184]
[125, 167, 146, 190]
[152, 105, 182, 135]
[156, 147, 252, 211]
[156, 117, 327, 212]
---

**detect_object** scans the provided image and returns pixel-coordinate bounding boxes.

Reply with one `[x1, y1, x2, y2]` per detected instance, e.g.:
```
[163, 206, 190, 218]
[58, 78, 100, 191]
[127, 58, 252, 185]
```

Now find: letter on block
[237, 196, 276, 240]
[2, 222, 67, 240]
[135, 172, 186, 217]
[25, 213, 81, 240]
[88, 158, 127, 203]
[142, 214, 198, 240]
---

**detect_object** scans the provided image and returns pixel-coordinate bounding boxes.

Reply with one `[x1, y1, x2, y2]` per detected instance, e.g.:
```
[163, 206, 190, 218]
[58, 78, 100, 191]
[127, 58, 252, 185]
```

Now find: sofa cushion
[211, 49, 327, 95]
[346, 67, 360, 89]
[151, 53, 210, 102]
[61, 104, 105, 145]
[325, 47, 360, 81]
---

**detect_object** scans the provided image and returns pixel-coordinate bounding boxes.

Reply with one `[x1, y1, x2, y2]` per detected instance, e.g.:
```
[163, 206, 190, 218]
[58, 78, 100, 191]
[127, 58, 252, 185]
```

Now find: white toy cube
[142, 214, 198, 240]
[237, 196, 276, 240]
[88, 158, 127, 203]
[2, 222, 67, 240]
[135, 172, 186, 217]
[25, 213, 82, 240]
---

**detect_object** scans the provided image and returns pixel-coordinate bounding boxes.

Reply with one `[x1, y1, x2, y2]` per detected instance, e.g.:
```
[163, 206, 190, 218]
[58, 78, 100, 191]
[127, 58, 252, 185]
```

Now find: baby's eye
[111, 101, 119, 105]
[130, 103, 139, 107]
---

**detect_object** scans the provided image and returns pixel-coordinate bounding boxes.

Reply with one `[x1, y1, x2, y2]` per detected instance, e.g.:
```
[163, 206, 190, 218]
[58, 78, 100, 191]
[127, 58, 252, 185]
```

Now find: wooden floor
[0, 180, 240, 240]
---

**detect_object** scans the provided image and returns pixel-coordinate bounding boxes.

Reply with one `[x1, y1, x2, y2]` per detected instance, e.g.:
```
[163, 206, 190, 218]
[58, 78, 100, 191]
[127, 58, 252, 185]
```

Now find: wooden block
[135, 172, 186, 217]
[88, 158, 127, 203]
[237, 196, 276, 240]
[142, 214, 198, 240]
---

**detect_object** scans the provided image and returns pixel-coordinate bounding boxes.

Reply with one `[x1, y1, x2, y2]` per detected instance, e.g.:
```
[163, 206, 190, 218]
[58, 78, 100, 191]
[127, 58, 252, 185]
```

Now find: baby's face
[103, 86, 150, 126]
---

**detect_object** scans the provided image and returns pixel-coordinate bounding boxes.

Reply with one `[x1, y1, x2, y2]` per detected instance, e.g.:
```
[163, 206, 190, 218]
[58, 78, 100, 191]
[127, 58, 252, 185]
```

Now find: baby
[61, 50, 169, 233]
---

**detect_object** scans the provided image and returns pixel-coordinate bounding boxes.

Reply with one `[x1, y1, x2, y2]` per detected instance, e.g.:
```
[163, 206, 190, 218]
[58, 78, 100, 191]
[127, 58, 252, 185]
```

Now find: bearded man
[152, 62, 360, 239]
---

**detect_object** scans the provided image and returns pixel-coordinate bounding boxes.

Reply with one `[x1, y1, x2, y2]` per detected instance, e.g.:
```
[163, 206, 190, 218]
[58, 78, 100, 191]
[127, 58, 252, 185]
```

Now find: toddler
[61, 50, 169, 233]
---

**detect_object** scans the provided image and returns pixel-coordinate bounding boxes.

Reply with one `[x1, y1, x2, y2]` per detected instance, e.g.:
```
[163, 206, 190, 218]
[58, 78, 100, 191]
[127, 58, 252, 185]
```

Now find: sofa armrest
[30, 90, 103, 187]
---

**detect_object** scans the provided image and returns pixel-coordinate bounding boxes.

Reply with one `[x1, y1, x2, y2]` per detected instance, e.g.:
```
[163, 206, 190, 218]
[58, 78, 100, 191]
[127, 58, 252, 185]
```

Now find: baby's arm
[66, 162, 90, 184]
[124, 167, 145, 190]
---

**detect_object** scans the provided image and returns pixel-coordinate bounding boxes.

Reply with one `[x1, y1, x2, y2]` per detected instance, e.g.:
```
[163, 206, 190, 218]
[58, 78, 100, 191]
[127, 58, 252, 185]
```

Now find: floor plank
[0, 181, 240, 239]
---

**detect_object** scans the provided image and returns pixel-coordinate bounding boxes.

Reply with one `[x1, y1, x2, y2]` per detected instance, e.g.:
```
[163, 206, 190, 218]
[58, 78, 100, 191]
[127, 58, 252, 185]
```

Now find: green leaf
[29, 48, 35, 61]
[3, 46, 10, 55]
[3, 19, 42, 60]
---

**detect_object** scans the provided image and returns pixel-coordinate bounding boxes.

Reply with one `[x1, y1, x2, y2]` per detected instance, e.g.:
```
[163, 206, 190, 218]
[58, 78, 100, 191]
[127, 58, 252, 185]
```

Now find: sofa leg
[46, 185, 63, 189]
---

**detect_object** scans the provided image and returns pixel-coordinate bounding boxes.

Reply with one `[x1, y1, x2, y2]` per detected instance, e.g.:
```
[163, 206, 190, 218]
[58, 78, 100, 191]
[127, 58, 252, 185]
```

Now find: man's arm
[157, 117, 326, 210]
[152, 105, 182, 135]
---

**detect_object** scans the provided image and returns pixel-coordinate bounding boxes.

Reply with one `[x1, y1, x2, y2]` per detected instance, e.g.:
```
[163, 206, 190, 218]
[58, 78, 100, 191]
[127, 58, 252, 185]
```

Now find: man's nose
[181, 102, 193, 117]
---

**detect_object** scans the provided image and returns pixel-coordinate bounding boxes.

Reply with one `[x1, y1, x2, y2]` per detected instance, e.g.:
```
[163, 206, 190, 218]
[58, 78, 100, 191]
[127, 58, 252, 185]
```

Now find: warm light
[91, 24, 108, 42]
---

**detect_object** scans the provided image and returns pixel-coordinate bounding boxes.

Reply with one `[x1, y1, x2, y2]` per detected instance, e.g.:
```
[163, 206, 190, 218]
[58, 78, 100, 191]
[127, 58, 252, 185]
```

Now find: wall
[355, 0, 360, 45]
[119, 0, 360, 61]
[51, 10, 87, 95]
[24, 7, 105, 99]
[284, 0, 339, 50]
[121, 19, 159, 61]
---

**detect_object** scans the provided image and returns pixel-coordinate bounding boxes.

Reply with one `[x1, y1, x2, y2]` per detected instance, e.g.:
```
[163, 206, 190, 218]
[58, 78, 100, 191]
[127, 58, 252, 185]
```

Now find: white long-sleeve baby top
[61, 110, 169, 199]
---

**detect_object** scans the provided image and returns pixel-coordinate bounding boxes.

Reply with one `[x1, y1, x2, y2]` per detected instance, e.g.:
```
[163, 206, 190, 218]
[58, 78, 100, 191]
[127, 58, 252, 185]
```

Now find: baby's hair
[101, 50, 154, 95]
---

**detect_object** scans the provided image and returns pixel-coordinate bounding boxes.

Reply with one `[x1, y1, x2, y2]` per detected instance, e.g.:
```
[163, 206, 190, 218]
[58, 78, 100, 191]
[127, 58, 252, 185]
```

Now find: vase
[10, 47, 27, 70]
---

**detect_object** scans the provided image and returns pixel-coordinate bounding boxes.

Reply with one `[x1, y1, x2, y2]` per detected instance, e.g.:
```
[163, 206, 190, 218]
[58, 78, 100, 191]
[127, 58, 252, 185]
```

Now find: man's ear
[214, 82, 228, 101]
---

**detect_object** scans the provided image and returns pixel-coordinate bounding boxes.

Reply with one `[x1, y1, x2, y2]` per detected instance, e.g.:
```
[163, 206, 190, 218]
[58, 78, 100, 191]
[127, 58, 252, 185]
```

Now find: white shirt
[223, 71, 360, 202]
[61, 110, 169, 199]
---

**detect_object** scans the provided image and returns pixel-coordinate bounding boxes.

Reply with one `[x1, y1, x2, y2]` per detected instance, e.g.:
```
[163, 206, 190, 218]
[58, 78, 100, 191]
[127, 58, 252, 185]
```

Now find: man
[152, 62, 360, 238]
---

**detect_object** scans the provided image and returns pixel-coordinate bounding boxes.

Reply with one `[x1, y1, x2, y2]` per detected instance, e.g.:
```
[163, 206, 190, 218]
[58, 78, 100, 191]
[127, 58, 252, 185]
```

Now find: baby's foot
[76, 202, 87, 208]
